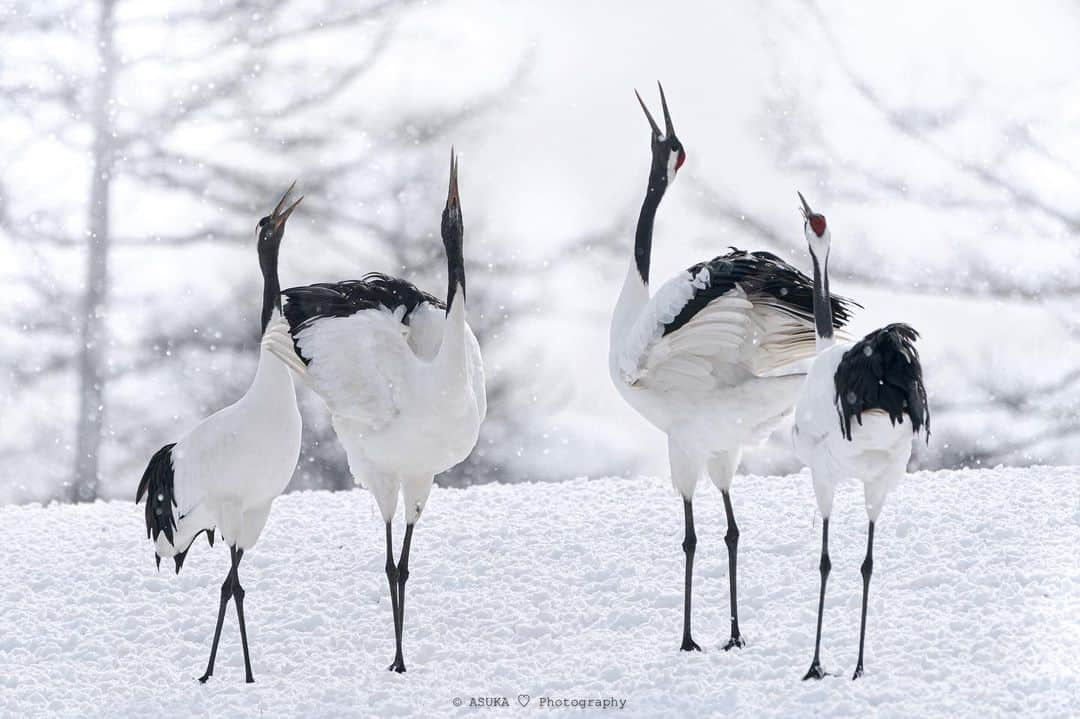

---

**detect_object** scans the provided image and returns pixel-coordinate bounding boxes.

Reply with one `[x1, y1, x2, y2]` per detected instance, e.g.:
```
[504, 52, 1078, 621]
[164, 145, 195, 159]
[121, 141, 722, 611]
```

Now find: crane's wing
[834, 323, 929, 441]
[616, 248, 857, 391]
[282, 273, 446, 430]
[261, 312, 308, 376]
[466, 324, 488, 422]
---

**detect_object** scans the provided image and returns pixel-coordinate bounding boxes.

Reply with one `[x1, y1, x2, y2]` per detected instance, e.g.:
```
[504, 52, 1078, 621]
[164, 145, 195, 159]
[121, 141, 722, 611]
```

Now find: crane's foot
[802, 661, 828, 681]
[680, 636, 702, 652]
[245, 673, 255, 684]
[197, 673, 212, 684]
[852, 665, 864, 680]
[723, 635, 745, 651]
[387, 658, 407, 673]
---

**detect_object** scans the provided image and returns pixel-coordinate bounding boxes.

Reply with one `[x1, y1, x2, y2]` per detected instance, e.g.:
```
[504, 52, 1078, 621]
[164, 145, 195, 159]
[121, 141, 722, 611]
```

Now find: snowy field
[1, 467, 1077, 718]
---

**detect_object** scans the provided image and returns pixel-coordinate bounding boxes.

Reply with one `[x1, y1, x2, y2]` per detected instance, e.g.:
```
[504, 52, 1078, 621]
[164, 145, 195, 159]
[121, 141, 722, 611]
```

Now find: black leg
[803, 517, 831, 680]
[198, 553, 235, 683]
[680, 498, 701, 651]
[721, 490, 744, 650]
[384, 522, 403, 672]
[390, 523, 415, 674]
[230, 547, 254, 683]
[853, 521, 875, 680]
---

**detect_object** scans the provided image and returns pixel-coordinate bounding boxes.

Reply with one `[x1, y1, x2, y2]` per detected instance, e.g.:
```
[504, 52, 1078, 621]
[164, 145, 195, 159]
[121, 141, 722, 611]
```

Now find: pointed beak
[446, 147, 460, 211]
[797, 190, 813, 219]
[272, 181, 303, 232]
[635, 88, 662, 138]
[657, 81, 675, 138]
[272, 180, 296, 217]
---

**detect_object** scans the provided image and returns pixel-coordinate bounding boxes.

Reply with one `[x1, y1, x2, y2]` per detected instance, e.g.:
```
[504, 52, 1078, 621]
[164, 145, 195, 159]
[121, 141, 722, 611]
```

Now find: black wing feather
[135, 443, 178, 546]
[282, 272, 445, 364]
[662, 248, 857, 336]
[834, 323, 930, 441]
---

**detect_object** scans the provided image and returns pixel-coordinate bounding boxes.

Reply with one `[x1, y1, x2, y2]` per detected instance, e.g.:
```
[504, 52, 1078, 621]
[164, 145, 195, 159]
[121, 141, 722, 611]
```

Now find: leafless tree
[0, 0, 537, 502]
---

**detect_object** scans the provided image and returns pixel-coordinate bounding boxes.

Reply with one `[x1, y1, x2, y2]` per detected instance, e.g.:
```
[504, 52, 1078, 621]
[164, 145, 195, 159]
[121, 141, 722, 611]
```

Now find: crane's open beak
[797, 190, 813, 220]
[446, 148, 460, 211]
[635, 83, 676, 140]
[272, 181, 303, 232]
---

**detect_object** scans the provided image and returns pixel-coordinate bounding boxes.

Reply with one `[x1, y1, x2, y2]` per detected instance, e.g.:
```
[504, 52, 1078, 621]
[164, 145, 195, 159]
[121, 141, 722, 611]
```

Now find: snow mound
[1, 467, 1077, 717]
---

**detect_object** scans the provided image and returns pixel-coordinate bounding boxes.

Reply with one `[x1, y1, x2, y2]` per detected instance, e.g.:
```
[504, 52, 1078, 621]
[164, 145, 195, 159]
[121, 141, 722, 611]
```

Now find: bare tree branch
[802, 0, 1080, 232]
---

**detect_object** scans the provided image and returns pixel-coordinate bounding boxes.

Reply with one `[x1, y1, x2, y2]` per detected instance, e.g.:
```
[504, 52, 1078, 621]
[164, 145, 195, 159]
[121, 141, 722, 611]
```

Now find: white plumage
[615, 266, 828, 391]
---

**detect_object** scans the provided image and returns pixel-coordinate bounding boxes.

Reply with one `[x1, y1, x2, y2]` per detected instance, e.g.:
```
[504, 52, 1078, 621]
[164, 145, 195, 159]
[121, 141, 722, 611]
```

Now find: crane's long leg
[198, 550, 236, 683]
[853, 521, 875, 680]
[389, 523, 415, 674]
[680, 498, 701, 651]
[229, 546, 255, 683]
[384, 522, 402, 672]
[721, 490, 745, 650]
[803, 517, 831, 680]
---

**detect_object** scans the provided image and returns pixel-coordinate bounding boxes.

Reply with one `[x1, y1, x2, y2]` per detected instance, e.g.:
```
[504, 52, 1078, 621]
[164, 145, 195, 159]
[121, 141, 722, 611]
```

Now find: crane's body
[144, 321, 300, 564]
[610, 253, 841, 496]
[284, 275, 485, 523]
[793, 341, 913, 520]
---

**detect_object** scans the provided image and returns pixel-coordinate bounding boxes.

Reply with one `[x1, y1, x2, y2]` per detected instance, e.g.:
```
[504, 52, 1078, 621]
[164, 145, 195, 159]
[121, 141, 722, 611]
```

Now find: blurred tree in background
[5, 1, 1076, 504]
[688, 0, 1080, 470]
[0, 0, 538, 503]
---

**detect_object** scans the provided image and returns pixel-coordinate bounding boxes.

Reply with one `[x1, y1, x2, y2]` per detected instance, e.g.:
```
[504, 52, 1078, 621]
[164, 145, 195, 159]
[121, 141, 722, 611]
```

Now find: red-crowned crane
[608, 86, 856, 652]
[136, 186, 304, 683]
[792, 191, 929, 680]
[281, 151, 485, 673]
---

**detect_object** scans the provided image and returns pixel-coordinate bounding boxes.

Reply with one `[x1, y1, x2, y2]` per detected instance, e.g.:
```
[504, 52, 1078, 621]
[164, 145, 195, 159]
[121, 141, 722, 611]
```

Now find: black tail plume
[835, 324, 930, 441]
[136, 443, 178, 546]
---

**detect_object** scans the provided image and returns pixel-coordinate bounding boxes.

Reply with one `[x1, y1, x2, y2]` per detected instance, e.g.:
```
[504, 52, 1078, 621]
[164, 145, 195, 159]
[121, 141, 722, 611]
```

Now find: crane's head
[798, 190, 830, 261]
[635, 82, 686, 186]
[441, 148, 463, 251]
[257, 181, 303, 249]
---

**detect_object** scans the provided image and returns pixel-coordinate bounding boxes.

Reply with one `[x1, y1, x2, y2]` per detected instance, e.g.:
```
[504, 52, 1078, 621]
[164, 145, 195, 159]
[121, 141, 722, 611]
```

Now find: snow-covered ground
[1, 467, 1077, 717]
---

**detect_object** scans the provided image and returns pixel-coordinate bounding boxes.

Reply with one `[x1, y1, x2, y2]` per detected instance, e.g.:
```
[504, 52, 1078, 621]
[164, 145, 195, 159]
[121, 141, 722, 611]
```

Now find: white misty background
[2, 0, 1079, 505]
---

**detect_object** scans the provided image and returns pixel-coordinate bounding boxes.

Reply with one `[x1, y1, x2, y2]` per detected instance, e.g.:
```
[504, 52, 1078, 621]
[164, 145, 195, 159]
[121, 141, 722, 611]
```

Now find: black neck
[259, 243, 281, 335]
[634, 172, 667, 285]
[811, 251, 833, 341]
[445, 239, 466, 314]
